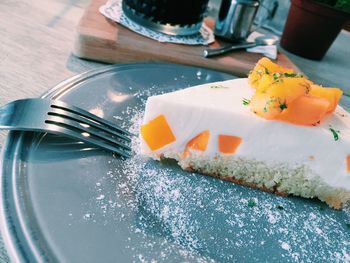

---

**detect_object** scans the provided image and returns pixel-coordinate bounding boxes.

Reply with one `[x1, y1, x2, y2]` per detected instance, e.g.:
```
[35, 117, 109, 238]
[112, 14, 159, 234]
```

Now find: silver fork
[0, 99, 132, 157]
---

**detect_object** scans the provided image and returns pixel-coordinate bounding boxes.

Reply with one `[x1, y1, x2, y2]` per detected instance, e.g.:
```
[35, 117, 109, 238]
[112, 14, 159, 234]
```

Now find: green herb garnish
[265, 68, 270, 75]
[283, 72, 304, 78]
[272, 72, 304, 81]
[279, 103, 288, 110]
[210, 85, 228, 89]
[329, 127, 340, 141]
[263, 97, 280, 112]
[247, 199, 256, 207]
[263, 105, 268, 112]
[242, 98, 251, 106]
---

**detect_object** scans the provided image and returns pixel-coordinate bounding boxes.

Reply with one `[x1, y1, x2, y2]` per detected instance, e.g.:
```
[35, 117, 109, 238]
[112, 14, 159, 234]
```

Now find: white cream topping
[141, 78, 350, 190]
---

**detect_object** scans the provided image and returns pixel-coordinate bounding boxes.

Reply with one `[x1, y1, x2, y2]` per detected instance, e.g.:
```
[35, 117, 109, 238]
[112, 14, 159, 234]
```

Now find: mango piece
[309, 85, 343, 113]
[255, 74, 275, 93]
[266, 77, 311, 105]
[257, 57, 294, 74]
[140, 115, 176, 151]
[185, 130, 210, 152]
[218, 135, 242, 154]
[277, 95, 330, 126]
[248, 57, 294, 89]
[250, 93, 283, 120]
[247, 57, 342, 126]
[250, 77, 311, 120]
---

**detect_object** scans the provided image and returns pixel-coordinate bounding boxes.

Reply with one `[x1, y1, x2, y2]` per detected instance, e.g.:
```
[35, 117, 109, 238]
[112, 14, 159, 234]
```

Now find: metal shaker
[214, 0, 260, 42]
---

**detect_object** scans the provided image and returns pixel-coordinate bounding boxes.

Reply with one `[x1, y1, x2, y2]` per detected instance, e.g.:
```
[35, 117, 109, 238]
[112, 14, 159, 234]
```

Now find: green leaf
[279, 103, 288, 110]
[247, 199, 256, 207]
[335, 0, 350, 12]
[329, 127, 340, 141]
[242, 98, 251, 106]
[283, 73, 304, 78]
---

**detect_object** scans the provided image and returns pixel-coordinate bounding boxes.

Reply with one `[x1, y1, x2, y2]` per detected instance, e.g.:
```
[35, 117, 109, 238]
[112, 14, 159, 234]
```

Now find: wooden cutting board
[73, 0, 300, 77]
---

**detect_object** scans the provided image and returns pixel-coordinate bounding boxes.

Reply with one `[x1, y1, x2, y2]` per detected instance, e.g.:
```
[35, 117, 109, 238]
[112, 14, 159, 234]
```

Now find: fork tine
[46, 122, 132, 158]
[50, 100, 132, 136]
[46, 114, 131, 150]
[47, 122, 131, 158]
[45, 115, 132, 156]
[47, 108, 131, 142]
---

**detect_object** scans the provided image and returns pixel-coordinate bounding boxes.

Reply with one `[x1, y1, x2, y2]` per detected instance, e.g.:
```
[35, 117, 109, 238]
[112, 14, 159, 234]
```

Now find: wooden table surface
[1, 0, 349, 261]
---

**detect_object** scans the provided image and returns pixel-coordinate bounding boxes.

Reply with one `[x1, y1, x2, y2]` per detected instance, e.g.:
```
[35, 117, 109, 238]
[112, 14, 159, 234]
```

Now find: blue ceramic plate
[1, 64, 350, 262]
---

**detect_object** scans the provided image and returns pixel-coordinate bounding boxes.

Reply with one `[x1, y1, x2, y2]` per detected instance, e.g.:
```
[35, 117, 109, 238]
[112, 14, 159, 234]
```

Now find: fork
[0, 99, 132, 157]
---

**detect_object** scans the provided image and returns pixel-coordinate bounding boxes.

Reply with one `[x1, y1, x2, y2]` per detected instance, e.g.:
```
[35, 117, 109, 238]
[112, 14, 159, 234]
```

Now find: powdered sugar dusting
[280, 241, 291, 251]
[82, 104, 350, 262]
[78, 83, 350, 262]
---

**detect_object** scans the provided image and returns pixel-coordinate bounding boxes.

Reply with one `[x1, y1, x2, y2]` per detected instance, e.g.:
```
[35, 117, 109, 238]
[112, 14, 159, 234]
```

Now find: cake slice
[140, 58, 350, 209]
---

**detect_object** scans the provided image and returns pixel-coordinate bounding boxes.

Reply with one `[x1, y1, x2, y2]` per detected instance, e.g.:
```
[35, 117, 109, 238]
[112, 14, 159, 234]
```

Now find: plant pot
[281, 0, 350, 60]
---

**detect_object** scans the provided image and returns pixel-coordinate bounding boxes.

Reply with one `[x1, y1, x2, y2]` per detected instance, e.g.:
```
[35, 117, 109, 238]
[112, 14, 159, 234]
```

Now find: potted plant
[280, 0, 350, 60]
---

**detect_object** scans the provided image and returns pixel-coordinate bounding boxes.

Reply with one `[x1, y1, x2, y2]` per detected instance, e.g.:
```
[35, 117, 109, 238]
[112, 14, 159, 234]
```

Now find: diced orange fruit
[218, 135, 242, 154]
[249, 93, 283, 120]
[277, 95, 330, 126]
[266, 77, 311, 104]
[257, 57, 294, 74]
[309, 85, 343, 113]
[347, 155, 350, 173]
[140, 115, 176, 151]
[246, 58, 344, 126]
[185, 130, 210, 152]
[250, 77, 311, 121]
[254, 74, 275, 93]
[248, 57, 294, 89]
